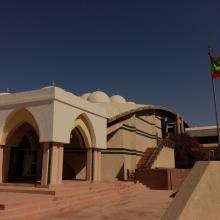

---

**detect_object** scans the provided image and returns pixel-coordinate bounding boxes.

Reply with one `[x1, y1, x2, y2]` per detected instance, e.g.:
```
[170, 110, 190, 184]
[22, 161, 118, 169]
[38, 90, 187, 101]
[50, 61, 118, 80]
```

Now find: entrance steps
[0, 185, 55, 195]
[0, 181, 148, 220]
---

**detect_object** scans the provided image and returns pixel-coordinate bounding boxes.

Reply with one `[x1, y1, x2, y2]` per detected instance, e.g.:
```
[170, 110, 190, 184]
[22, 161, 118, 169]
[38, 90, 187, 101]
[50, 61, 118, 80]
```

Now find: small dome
[110, 95, 126, 103]
[0, 92, 10, 96]
[42, 86, 55, 89]
[88, 91, 111, 103]
[81, 93, 91, 100]
[127, 101, 136, 104]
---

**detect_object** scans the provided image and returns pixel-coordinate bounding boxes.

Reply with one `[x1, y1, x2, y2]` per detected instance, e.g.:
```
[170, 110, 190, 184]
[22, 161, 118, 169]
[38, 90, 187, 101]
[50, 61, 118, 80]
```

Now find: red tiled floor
[47, 190, 173, 220]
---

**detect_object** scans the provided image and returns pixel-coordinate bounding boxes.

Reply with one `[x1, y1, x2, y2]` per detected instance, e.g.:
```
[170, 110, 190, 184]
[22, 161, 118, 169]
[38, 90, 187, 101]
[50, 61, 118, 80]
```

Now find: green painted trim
[136, 116, 155, 126]
[155, 115, 161, 120]
[136, 129, 157, 138]
[101, 151, 143, 156]
[121, 124, 157, 139]
[101, 147, 144, 156]
[103, 148, 144, 154]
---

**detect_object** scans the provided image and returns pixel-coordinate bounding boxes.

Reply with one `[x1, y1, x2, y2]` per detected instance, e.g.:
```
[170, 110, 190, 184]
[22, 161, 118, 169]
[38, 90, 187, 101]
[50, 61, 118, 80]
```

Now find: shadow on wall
[116, 164, 124, 180]
[62, 151, 87, 180]
[63, 162, 76, 180]
[135, 168, 190, 190]
[107, 130, 118, 142]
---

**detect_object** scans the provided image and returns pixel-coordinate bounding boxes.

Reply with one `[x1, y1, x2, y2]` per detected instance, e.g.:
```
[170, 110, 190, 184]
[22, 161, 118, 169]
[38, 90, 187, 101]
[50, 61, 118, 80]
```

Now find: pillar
[3, 146, 10, 182]
[98, 150, 101, 181]
[176, 115, 181, 134]
[49, 143, 63, 184]
[86, 148, 93, 181]
[180, 117, 185, 133]
[57, 145, 63, 184]
[93, 149, 101, 181]
[0, 146, 3, 183]
[41, 142, 50, 185]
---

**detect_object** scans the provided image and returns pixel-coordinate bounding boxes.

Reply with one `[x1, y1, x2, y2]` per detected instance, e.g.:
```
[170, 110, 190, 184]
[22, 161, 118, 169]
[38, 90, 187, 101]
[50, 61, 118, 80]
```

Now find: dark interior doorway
[63, 128, 87, 181]
[7, 123, 41, 183]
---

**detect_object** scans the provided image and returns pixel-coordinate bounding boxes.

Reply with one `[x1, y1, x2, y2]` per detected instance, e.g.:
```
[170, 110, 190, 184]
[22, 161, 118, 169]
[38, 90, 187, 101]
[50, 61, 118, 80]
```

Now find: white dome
[42, 86, 55, 89]
[88, 91, 111, 103]
[127, 101, 136, 104]
[110, 95, 126, 104]
[81, 93, 91, 100]
[0, 93, 10, 96]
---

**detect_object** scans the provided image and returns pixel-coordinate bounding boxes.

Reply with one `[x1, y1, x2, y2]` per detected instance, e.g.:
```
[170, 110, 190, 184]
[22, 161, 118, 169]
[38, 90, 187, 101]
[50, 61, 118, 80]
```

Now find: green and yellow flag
[210, 55, 220, 79]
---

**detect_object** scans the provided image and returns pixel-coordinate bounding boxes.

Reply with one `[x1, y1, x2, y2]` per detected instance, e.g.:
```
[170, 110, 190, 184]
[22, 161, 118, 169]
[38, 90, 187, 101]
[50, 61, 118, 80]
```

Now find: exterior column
[180, 117, 185, 133]
[175, 115, 181, 134]
[41, 142, 50, 185]
[0, 146, 3, 183]
[3, 146, 11, 182]
[98, 150, 101, 181]
[49, 143, 63, 184]
[57, 145, 63, 184]
[93, 149, 101, 181]
[86, 148, 93, 181]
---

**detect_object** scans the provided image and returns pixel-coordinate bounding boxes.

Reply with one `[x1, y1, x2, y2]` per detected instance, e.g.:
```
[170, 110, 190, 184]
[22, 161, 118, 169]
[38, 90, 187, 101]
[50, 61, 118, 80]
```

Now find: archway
[62, 114, 95, 181]
[5, 123, 42, 183]
[1, 108, 40, 146]
[62, 127, 88, 180]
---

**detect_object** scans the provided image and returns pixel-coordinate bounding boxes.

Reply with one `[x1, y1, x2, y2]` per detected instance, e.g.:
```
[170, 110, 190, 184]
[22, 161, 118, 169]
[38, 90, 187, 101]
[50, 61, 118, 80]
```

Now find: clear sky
[1, 0, 220, 126]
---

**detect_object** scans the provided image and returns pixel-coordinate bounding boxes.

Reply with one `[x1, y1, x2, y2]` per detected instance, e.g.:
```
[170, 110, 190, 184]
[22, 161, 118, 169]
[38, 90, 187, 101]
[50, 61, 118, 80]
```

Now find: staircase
[137, 147, 156, 169]
[0, 181, 148, 220]
[135, 139, 176, 189]
[137, 138, 175, 171]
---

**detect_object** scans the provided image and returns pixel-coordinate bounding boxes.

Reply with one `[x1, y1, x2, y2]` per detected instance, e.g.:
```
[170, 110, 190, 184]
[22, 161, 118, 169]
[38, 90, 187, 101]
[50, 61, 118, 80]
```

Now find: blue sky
[1, 0, 220, 126]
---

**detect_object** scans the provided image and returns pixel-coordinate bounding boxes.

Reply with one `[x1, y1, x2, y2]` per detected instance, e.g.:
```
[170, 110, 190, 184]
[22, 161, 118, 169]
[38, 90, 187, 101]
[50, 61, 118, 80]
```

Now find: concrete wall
[63, 152, 87, 180]
[105, 112, 165, 180]
[101, 152, 143, 180]
[135, 168, 190, 190]
[107, 113, 158, 151]
[0, 103, 54, 145]
[162, 161, 220, 220]
[154, 115, 162, 138]
[52, 100, 106, 148]
[101, 153, 125, 180]
[107, 129, 124, 148]
[0, 87, 107, 150]
[152, 147, 175, 168]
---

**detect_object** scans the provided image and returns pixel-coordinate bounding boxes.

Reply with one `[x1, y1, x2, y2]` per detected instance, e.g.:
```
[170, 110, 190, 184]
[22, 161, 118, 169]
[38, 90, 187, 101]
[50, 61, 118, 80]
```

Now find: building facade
[186, 126, 220, 160]
[0, 86, 187, 185]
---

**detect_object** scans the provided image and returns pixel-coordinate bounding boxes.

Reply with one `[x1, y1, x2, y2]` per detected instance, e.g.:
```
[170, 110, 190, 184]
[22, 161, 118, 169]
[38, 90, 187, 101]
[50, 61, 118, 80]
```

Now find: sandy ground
[47, 190, 174, 220]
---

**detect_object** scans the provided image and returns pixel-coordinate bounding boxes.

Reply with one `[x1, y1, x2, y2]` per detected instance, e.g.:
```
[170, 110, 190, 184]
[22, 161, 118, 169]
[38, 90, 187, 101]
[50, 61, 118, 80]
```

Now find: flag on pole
[209, 55, 220, 79]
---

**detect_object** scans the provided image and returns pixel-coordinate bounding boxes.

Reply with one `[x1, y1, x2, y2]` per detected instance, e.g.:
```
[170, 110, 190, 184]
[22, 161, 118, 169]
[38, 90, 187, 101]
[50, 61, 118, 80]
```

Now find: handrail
[144, 138, 175, 168]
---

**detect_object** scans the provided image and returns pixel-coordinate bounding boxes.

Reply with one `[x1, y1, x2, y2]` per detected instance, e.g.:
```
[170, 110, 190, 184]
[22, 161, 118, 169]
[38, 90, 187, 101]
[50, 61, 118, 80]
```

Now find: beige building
[186, 126, 219, 148]
[0, 86, 187, 185]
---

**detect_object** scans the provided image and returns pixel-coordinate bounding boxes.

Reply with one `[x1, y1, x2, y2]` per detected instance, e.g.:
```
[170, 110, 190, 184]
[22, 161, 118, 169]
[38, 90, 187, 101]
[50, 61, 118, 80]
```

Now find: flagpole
[208, 45, 220, 148]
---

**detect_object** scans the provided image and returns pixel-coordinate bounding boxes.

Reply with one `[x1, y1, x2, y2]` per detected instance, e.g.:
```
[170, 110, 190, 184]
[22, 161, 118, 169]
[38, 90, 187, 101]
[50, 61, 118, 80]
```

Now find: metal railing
[144, 138, 175, 168]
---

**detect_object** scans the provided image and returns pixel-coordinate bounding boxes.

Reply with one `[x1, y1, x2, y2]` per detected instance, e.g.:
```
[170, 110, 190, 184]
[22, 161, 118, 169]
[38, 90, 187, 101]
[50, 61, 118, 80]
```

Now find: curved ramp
[162, 161, 220, 220]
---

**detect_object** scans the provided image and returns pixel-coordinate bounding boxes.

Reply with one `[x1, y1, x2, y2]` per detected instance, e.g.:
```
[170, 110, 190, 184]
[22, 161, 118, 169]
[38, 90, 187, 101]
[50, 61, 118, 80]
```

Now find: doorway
[6, 123, 41, 183]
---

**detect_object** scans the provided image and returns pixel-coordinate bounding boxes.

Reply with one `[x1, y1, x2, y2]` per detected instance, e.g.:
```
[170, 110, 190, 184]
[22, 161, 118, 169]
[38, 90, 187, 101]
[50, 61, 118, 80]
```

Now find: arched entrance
[62, 114, 95, 181]
[5, 123, 42, 183]
[63, 127, 88, 180]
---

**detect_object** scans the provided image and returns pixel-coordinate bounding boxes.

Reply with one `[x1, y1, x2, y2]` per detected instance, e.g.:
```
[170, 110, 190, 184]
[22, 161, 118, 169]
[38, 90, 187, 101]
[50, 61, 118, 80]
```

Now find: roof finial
[52, 81, 55, 86]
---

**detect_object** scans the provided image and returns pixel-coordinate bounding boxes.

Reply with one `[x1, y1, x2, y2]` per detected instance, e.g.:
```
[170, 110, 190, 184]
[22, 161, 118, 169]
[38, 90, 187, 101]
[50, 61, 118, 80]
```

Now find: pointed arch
[2, 108, 40, 146]
[72, 113, 96, 148]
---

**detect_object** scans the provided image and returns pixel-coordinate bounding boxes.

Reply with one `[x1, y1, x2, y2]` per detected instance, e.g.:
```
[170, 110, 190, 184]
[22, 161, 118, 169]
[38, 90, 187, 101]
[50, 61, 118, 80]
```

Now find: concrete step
[0, 186, 55, 195]
[0, 181, 149, 220]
